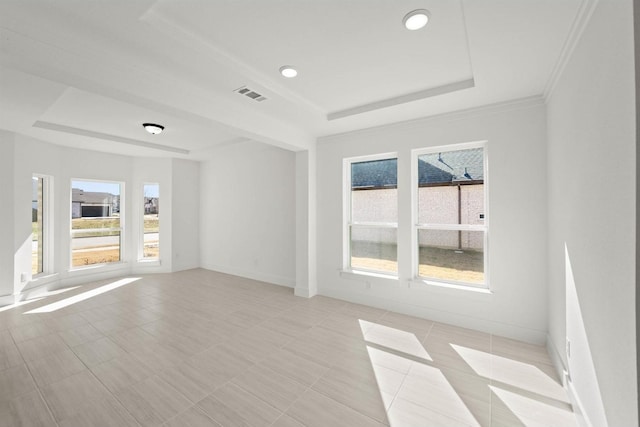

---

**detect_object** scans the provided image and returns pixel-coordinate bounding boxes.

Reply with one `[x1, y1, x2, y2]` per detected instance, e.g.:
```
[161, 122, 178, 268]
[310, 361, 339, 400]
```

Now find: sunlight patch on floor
[452, 344, 567, 402]
[491, 385, 576, 427]
[360, 319, 432, 361]
[25, 278, 140, 314]
[361, 320, 482, 426]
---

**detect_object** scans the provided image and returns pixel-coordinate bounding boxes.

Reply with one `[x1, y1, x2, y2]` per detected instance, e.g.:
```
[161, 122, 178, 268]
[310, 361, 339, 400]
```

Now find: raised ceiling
[0, 0, 584, 158]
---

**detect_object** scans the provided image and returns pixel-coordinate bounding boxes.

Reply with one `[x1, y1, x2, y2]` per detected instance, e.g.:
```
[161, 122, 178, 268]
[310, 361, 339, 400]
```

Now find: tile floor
[0, 269, 577, 426]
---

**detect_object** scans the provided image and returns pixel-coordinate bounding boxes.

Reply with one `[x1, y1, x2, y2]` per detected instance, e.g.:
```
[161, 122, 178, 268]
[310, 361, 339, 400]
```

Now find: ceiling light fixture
[142, 123, 164, 135]
[403, 9, 430, 30]
[279, 66, 298, 78]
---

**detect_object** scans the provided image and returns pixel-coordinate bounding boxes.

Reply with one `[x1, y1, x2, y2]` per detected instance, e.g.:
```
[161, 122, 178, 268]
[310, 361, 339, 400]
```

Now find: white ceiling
[0, 0, 582, 159]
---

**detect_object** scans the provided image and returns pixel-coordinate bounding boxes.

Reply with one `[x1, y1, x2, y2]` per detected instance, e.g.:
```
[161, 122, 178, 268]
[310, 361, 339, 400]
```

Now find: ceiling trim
[140, 8, 326, 115]
[32, 121, 190, 154]
[319, 95, 544, 143]
[327, 79, 475, 121]
[1, 28, 313, 152]
[543, 0, 600, 101]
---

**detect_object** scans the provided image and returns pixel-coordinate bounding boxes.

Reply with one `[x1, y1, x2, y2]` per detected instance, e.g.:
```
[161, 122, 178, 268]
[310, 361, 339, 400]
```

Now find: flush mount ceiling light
[279, 65, 298, 78]
[403, 9, 430, 30]
[142, 123, 164, 134]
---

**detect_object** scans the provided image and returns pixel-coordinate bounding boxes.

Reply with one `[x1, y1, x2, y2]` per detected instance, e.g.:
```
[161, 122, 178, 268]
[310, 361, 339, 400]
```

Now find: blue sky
[69, 181, 160, 197]
[143, 184, 159, 198]
[72, 180, 121, 195]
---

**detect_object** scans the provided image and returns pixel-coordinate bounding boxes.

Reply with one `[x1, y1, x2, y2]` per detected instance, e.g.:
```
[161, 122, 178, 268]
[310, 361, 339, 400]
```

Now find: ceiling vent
[234, 86, 267, 102]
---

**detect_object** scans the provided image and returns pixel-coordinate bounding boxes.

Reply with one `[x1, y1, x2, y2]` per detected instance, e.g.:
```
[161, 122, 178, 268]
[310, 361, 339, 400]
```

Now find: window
[71, 180, 123, 268]
[414, 143, 487, 287]
[32, 175, 50, 276]
[344, 154, 398, 275]
[142, 183, 159, 260]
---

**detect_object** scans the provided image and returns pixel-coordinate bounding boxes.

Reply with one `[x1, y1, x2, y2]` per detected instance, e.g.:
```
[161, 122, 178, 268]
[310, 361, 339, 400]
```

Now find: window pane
[71, 181, 121, 226]
[32, 177, 44, 275]
[143, 184, 159, 259]
[351, 158, 397, 223]
[72, 232, 121, 267]
[350, 226, 397, 274]
[418, 229, 484, 284]
[71, 180, 122, 267]
[418, 148, 484, 225]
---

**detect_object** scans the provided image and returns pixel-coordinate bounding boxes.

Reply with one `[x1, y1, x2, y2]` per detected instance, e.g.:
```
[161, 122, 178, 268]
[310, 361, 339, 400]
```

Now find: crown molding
[318, 95, 545, 143]
[543, 0, 600, 102]
[327, 79, 475, 121]
[32, 121, 190, 154]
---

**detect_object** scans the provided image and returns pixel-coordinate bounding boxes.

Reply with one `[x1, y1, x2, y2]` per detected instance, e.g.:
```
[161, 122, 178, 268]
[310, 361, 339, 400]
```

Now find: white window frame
[411, 141, 489, 289]
[32, 174, 53, 277]
[343, 152, 399, 276]
[70, 178, 125, 270]
[139, 182, 160, 262]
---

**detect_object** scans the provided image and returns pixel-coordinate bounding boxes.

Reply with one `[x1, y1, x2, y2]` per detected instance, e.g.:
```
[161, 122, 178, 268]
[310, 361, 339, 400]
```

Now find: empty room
[0, 1, 637, 426]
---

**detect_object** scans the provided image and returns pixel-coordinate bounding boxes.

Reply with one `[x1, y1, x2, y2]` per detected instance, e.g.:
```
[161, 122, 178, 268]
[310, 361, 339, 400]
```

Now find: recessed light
[279, 66, 298, 78]
[403, 9, 430, 30]
[142, 123, 164, 135]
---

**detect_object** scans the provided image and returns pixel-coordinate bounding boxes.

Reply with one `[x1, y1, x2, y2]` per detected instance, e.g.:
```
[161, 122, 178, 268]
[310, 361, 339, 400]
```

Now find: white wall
[172, 158, 200, 272]
[0, 131, 15, 299]
[13, 135, 134, 291]
[295, 148, 317, 297]
[1, 133, 195, 298]
[132, 157, 173, 274]
[317, 100, 548, 343]
[200, 140, 296, 287]
[546, 0, 637, 425]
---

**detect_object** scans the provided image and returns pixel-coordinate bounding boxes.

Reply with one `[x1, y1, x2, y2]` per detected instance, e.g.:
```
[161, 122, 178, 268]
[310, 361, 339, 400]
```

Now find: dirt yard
[351, 242, 484, 284]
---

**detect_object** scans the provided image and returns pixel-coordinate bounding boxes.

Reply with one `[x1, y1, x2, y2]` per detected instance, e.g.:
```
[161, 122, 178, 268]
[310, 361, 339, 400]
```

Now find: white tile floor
[0, 269, 577, 426]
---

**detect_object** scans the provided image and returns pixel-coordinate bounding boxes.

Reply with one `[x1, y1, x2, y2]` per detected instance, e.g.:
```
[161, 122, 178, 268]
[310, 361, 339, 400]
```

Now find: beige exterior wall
[351, 185, 484, 249]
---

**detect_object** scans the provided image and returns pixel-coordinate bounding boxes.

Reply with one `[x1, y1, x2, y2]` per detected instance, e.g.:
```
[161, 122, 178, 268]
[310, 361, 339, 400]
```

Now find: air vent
[234, 86, 267, 102]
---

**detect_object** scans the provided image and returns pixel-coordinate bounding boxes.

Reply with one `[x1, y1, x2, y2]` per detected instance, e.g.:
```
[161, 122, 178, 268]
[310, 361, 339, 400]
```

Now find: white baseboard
[0, 294, 15, 307]
[200, 263, 295, 288]
[546, 333, 567, 386]
[0, 267, 134, 309]
[294, 286, 313, 298]
[320, 285, 547, 344]
[566, 377, 593, 427]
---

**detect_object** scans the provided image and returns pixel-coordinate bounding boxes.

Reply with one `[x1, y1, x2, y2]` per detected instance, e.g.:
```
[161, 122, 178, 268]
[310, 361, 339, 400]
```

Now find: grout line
[3, 271, 572, 427]
[12, 331, 61, 427]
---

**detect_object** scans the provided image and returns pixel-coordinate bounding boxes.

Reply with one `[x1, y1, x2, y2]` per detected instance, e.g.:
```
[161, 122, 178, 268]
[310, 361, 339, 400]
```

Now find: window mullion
[416, 224, 486, 231]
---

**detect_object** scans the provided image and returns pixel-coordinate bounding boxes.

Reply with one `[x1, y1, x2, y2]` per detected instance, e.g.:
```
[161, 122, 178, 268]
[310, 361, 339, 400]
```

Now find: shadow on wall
[565, 243, 607, 426]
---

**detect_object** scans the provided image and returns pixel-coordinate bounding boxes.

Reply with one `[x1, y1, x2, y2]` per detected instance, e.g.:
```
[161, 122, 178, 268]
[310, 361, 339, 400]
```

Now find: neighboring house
[71, 188, 120, 218]
[351, 148, 485, 249]
[351, 148, 484, 189]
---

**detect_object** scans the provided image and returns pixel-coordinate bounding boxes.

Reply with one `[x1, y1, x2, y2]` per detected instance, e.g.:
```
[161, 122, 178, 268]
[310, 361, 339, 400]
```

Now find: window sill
[30, 272, 59, 282]
[25, 273, 60, 289]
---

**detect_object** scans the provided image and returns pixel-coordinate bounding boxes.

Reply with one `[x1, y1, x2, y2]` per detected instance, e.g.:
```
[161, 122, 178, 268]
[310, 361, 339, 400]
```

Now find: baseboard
[200, 263, 295, 288]
[0, 294, 15, 307]
[294, 286, 313, 298]
[566, 377, 593, 427]
[63, 266, 133, 288]
[320, 285, 547, 344]
[546, 333, 567, 386]
[0, 267, 134, 309]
